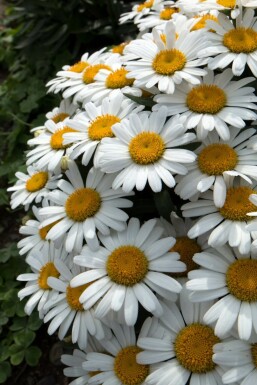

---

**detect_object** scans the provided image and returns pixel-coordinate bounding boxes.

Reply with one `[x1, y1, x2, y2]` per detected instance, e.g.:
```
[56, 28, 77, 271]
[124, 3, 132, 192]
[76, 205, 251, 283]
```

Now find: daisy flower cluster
[7, 0, 257, 384]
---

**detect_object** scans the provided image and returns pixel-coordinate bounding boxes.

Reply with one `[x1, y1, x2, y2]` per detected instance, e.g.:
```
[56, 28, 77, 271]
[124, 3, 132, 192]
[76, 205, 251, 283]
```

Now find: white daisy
[97, 107, 196, 193]
[44, 259, 108, 349]
[39, 162, 134, 252]
[177, 0, 224, 14]
[26, 119, 80, 173]
[175, 127, 257, 207]
[154, 69, 257, 140]
[82, 320, 161, 385]
[135, 6, 180, 32]
[213, 338, 257, 384]
[17, 243, 67, 318]
[124, 21, 209, 94]
[45, 98, 78, 124]
[46, 48, 108, 94]
[63, 91, 144, 166]
[182, 178, 257, 254]
[7, 165, 61, 210]
[189, 11, 219, 31]
[137, 288, 223, 385]
[199, 9, 257, 76]
[119, 0, 171, 24]
[70, 217, 185, 325]
[186, 245, 257, 340]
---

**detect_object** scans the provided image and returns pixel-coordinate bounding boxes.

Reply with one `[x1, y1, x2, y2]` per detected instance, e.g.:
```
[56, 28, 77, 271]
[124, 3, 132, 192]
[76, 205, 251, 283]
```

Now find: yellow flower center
[114, 346, 149, 385]
[198, 144, 238, 175]
[137, 0, 154, 12]
[105, 68, 134, 89]
[39, 220, 60, 240]
[112, 42, 129, 55]
[223, 27, 257, 54]
[226, 259, 257, 302]
[191, 15, 218, 31]
[251, 343, 257, 367]
[66, 283, 91, 311]
[219, 187, 257, 222]
[38, 262, 60, 290]
[129, 132, 165, 165]
[88, 114, 120, 141]
[69, 61, 89, 73]
[50, 126, 77, 150]
[152, 49, 186, 75]
[26, 172, 48, 192]
[65, 188, 101, 222]
[186, 84, 227, 114]
[175, 323, 220, 373]
[83, 64, 112, 84]
[170, 237, 201, 277]
[106, 246, 148, 286]
[159, 7, 179, 20]
[52, 113, 70, 124]
[217, 0, 235, 8]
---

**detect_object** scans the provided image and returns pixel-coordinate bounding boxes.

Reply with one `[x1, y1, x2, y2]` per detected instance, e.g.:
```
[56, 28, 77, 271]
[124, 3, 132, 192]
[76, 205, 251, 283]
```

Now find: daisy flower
[39, 162, 134, 252]
[17, 243, 67, 318]
[124, 21, 209, 94]
[136, 288, 223, 385]
[213, 338, 257, 384]
[154, 69, 257, 140]
[44, 259, 108, 349]
[182, 179, 257, 254]
[63, 91, 144, 166]
[46, 48, 108, 94]
[45, 98, 77, 124]
[81, 320, 162, 385]
[17, 203, 64, 256]
[119, 0, 171, 24]
[186, 245, 257, 340]
[26, 119, 80, 173]
[7, 165, 61, 210]
[189, 11, 219, 31]
[175, 127, 257, 207]
[177, 0, 224, 14]
[135, 6, 180, 32]
[61, 338, 104, 385]
[97, 107, 196, 193]
[70, 217, 185, 325]
[199, 9, 257, 76]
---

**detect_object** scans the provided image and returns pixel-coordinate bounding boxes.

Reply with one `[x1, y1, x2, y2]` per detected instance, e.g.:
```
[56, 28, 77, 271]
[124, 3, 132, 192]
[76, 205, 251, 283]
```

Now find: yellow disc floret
[52, 113, 70, 124]
[251, 343, 257, 367]
[219, 186, 257, 221]
[223, 27, 257, 54]
[217, 0, 235, 8]
[129, 132, 165, 165]
[26, 172, 48, 192]
[106, 246, 148, 286]
[88, 114, 120, 141]
[137, 0, 154, 12]
[159, 7, 179, 20]
[69, 61, 89, 73]
[170, 237, 201, 277]
[186, 84, 227, 114]
[105, 68, 134, 89]
[83, 64, 112, 84]
[112, 42, 129, 55]
[39, 220, 60, 240]
[191, 14, 218, 31]
[50, 126, 77, 150]
[175, 323, 220, 373]
[66, 283, 91, 311]
[226, 259, 257, 302]
[65, 188, 101, 222]
[114, 346, 149, 385]
[38, 262, 60, 290]
[198, 144, 238, 175]
[152, 49, 186, 75]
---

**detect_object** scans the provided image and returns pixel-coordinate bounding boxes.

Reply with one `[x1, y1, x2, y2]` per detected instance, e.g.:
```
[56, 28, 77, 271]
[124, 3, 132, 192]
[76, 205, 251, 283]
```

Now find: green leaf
[25, 346, 42, 366]
[28, 312, 42, 331]
[10, 350, 25, 366]
[9, 317, 27, 331]
[13, 330, 35, 348]
[123, 93, 155, 108]
[0, 243, 19, 263]
[0, 316, 8, 327]
[0, 362, 11, 383]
